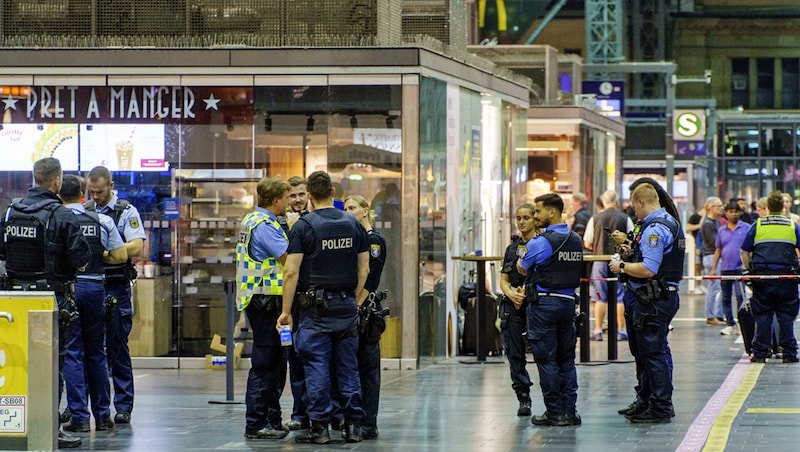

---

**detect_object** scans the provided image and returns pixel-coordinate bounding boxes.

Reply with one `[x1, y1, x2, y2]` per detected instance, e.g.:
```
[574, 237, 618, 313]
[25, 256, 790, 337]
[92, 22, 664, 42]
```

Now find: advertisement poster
[0, 124, 79, 171]
[80, 124, 166, 171]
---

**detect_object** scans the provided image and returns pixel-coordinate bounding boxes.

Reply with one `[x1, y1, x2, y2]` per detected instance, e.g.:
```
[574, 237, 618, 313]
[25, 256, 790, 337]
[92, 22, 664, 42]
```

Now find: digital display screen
[80, 124, 166, 172]
[0, 124, 79, 171]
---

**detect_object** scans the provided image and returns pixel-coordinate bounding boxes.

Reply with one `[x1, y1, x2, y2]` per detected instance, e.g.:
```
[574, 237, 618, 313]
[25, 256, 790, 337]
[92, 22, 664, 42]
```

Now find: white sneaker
[720, 325, 737, 335]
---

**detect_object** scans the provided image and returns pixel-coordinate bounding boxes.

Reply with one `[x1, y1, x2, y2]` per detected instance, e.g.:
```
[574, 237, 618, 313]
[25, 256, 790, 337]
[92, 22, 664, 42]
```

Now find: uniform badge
[130, 217, 140, 229]
[647, 234, 659, 247]
[370, 244, 382, 258]
[516, 244, 528, 257]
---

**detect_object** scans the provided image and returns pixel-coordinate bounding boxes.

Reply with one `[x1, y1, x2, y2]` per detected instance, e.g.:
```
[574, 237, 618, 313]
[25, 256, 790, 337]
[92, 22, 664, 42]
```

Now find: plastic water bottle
[279, 325, 292, 346]
[611, 253, 621, 263]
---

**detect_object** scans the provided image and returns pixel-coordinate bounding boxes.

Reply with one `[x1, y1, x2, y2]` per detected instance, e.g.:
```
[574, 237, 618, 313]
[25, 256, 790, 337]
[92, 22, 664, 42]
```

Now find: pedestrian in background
[712, 201, 748, 335]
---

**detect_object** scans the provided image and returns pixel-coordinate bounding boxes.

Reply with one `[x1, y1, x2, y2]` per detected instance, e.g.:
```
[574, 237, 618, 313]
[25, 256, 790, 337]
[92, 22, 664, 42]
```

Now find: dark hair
[256, 177, 291, 208]
[534, 193, 564, 213]
[307, 171, 333, 200]
[724, 201, 742, 212]
[87, 165, 112, 183]
[33, 157, 61, 187]
[629, 177, 680, 221]
[59, 174, 84, 202]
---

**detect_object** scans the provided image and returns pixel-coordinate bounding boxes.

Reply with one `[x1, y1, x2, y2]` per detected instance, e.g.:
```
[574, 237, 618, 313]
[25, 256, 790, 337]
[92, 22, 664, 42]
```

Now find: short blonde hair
[631, 183, 659, 205]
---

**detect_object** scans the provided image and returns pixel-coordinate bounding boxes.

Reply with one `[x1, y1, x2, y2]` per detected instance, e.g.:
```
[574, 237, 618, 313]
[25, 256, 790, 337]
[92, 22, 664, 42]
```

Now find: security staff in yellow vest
[236, 177, 293, 440]
[740, 190, 800, 363]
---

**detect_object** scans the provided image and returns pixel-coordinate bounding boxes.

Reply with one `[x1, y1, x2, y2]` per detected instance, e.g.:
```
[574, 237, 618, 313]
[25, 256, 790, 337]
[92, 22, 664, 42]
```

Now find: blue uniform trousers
[628, 288, 679, 417]
[526, 295, 578, 416]
[106, 281, 134, 415]
[286, 304, 308, 424]
[500, 300, 532, 395]
[750, 279, 799, 359]
[295, 296, 364, 423]
[244, 297, 287, 432]
[357, 337, 381, 429]
[65, 280, 111, 423]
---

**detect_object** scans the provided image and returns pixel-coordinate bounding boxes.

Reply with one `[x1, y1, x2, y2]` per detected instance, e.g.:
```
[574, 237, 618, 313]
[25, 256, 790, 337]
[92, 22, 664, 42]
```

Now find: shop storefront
[0, 47, 529, 368]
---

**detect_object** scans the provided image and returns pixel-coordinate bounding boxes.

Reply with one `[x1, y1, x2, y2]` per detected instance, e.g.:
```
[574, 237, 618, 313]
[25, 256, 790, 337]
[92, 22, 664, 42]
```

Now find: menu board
[0, 124, 79, 171]
[79, 124, 166, 171]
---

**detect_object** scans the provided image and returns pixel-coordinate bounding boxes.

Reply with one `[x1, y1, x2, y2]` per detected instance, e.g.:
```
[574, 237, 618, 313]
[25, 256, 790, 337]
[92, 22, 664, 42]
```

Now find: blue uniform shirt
[637, 208, 679, 288]
[98, 193, 147, 242]
[518, 223, 575, 295]
[250, 207, 288, 262]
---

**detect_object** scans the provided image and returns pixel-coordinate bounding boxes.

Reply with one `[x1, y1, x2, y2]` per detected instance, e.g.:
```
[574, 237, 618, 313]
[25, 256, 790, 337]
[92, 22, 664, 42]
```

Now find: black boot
[517, 393, 532, 416]
[295, 420, 330, 444]
[58, 427, 82, 449]
[343, 419, 362, 443]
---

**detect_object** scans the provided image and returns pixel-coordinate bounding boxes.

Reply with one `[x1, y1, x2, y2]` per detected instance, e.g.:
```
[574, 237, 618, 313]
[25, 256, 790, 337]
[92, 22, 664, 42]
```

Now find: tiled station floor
[72, 290, 800, 451]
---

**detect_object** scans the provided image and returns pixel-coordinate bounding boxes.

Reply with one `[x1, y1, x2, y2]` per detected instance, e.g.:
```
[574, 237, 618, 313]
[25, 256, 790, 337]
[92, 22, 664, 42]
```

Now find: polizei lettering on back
[5, 224, 37, 238]
[322, 237, 353, 250]
[81, 224, 98, 236]
[558, 251, 583, 261]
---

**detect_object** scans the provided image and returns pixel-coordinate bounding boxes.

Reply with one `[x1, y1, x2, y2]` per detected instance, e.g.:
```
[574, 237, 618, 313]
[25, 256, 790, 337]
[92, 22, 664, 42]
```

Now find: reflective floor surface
[71, 290, 800, 451]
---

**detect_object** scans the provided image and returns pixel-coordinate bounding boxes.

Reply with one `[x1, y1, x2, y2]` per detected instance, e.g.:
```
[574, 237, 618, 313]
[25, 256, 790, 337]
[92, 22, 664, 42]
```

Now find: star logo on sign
[2, 95, 19, 111]
[203, 93, 221, 111]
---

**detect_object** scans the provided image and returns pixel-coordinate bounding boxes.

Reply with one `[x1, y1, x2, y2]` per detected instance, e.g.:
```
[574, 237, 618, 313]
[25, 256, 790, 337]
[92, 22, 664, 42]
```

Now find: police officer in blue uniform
[86, 165, 147, 424]
[516, 193, 583, 427]
[344, 194, 388, 439]
[236, 177, 293, 439]
[499, 203, 537, 417]
[60, 175, 127, 433]
[609, 182, 684, 424]
[740, 190, 800, 363]
[278, 171, 370, 444]
[0, 158, 91, 449]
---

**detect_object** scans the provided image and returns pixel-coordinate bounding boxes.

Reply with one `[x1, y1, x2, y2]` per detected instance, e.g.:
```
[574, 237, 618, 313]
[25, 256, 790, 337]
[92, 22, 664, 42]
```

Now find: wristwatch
[619, 262, 626, 273]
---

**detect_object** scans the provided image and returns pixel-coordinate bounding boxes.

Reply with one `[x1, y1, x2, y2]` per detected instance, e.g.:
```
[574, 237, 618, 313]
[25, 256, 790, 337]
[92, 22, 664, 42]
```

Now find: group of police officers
[235, 171, 387, 444]
[500, 180, 800, 428]
[6, 158, 796, 444]
[497, 180, 685, 426]
[0, 158, 144, 448]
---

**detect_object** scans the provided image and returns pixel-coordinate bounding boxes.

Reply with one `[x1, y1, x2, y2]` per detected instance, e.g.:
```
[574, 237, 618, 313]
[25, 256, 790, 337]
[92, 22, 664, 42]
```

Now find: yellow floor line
[745, 408, 800, 414]
[702, 363, 764, 452]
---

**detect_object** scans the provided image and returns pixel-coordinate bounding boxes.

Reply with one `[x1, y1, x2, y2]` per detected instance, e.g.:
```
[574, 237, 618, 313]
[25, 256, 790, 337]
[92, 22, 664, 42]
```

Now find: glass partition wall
[0, 83, 402, 360]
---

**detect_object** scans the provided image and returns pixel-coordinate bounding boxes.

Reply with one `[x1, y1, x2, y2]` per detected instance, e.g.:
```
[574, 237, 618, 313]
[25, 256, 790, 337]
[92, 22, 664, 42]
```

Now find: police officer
[516, 193, 583, 427]
[60, 174, 127, 433]
[344, 194, 387, 439]
[609, 182, 683, 424]
[85, 165, 147, 424]
[277, 175, 309, 432]
[499, 203, 537, 417]
[278, 171, 369, 444]
[0, 157, 91, 449]
[236, 177, 293, 439]
[740, 190, 800, 363]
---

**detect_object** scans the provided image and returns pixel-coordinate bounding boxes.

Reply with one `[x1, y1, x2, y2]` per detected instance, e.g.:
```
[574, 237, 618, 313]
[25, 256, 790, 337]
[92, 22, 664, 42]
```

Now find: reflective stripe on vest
[235, 211, 286, 310]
